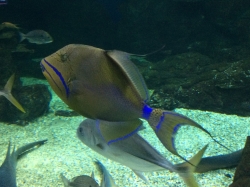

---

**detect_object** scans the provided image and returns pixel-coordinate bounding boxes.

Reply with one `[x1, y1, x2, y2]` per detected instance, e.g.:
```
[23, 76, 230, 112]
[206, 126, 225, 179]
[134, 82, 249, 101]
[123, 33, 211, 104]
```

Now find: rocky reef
[230, 136, 250, 187]
[144, 51, 250, 116]
[0, 0, 250, 116]
[0, 24, 51, 125]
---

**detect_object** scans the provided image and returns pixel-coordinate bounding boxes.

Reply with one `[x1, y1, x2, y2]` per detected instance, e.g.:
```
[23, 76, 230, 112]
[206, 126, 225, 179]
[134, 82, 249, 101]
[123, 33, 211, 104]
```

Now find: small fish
[0, 22, 19, 30]
[0, 74, 25, 113]
[77, 119, 208, 187]
[60, 173, 99, 187]
[40, 44, 224, 161]
[19, 30, 53, 44]
[94, 160, 117, 187]
[0, 139, 47, 187]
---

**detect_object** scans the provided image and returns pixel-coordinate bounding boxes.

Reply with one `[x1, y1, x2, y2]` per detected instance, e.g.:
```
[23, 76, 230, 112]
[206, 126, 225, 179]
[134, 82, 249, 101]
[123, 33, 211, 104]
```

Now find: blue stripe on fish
[142, 104, 153, 120]
[40, 61, 63, 95]
[105, 123, 142, 145]
[156, 112, 183, 152]
[155, 112, 165, 133]
[43, 58, 70, 98]
[156, 111, 184, 132]
[172, 123, 181, 150]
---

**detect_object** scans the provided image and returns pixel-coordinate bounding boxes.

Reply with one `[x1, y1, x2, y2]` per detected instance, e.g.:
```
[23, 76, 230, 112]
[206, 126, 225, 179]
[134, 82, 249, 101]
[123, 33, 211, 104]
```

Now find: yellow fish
[40, 44, 220, 160]
[0, 22, 19, 30]
[0, 74, 25, 113]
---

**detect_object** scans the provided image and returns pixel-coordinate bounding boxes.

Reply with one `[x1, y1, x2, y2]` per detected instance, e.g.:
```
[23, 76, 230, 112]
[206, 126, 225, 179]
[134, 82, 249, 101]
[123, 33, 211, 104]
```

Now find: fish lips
[40, 58, 70, 100]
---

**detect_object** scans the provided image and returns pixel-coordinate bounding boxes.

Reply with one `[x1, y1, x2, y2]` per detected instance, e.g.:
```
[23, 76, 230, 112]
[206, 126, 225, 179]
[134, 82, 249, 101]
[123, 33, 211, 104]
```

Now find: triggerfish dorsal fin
[106, 50, 150, 102]
[96, 119, 143, 145]
[0, 74, 25, 113]
[148, 109, 214, 161]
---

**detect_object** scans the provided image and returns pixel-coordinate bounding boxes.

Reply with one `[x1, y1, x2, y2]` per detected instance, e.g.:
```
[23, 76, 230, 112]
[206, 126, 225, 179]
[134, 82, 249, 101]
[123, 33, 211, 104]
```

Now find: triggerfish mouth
[40, 44, 225, 160]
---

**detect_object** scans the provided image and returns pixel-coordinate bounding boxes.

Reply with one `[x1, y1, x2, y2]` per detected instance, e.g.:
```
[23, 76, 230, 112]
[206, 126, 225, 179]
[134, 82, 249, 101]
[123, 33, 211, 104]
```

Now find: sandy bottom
[0, 77, 249, 187]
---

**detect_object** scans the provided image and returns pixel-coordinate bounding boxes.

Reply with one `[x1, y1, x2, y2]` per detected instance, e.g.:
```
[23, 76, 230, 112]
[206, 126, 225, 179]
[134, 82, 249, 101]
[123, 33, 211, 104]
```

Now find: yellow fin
[0, 74, 25, 113]
[97, 119, 143, 144]
[177, 144, 208, 187]
[148, 109, 211, 161]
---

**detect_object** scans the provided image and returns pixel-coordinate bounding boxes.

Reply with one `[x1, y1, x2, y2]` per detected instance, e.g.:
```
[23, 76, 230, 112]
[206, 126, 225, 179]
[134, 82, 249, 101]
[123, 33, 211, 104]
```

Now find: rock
[229, 136, 250, 187]
[146, 52, 250, 116]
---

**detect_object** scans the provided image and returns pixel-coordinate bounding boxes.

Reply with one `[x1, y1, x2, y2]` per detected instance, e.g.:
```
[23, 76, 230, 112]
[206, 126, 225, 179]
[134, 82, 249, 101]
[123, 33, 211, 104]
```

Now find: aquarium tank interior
[0, 0, 250, 186]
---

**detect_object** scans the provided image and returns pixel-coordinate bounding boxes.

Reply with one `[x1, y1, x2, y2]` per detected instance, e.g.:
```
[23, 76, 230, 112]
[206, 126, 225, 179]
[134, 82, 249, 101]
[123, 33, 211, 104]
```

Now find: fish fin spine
[1, 74, 26, 113]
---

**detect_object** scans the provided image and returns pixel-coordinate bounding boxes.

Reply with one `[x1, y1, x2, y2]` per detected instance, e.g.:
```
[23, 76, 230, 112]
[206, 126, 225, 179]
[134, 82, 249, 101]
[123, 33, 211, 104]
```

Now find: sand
[0, 77, 249, 187]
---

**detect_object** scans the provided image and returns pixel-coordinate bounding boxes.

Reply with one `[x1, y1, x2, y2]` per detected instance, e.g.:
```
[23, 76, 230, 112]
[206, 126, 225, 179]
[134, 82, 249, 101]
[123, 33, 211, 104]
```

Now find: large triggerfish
[40, 44, 223, 160]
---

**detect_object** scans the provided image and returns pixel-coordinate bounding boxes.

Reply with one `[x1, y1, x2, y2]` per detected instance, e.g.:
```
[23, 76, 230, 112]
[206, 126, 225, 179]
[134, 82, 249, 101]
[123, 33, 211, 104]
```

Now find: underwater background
[0, 0, 250, 186]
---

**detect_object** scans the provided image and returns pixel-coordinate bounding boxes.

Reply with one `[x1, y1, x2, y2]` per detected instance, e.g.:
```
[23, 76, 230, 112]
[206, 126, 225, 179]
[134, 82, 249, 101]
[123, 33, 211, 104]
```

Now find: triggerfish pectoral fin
[0, 74, 25, 113]
[176, 144, 208, 187]
[97, 119, 143, 145]
[147, 109, 213, 161]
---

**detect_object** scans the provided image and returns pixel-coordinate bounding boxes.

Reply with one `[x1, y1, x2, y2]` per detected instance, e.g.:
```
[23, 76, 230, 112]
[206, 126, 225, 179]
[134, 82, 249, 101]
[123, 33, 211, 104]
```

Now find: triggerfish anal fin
[0, 74, 25, 113]
[97, 119, 143, 145]
[106, 50, 150, 102]
[148, 109, 225, 161]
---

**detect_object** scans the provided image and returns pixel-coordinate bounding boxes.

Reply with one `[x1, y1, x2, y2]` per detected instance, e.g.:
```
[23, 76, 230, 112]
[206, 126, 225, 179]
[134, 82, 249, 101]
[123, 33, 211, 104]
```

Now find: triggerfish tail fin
[147, 109, 211, 160]
[176, 144, 208, 187]
[0, 74, 25, 113]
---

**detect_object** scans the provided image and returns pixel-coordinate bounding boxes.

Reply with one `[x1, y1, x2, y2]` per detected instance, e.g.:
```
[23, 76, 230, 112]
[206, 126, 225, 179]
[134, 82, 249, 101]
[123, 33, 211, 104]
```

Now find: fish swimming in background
[60, 173, 99, 187]
[0, 22, 19, 30]
[40, 44, 224, 160]
[0, 139, 47, 187]
[77, 118, 208, 187]
[0, 0, 7, 5]
[94, 160, 117, 187]
[0, 74, 25, 113]
[19, 30, 53, 44]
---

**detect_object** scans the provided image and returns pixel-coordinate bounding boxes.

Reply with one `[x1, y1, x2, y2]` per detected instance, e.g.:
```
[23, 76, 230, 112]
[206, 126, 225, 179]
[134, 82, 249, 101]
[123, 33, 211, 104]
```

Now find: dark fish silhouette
[0, 139, 47, 187]
[40, 44, 222, 161]
[60, 173, 99, 187]
[0, 74, 25, 113]
[77, 118, 208, 187]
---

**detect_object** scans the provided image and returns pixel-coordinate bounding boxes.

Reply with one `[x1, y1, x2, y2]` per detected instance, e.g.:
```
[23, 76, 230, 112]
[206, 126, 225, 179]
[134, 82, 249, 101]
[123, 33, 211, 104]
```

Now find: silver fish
[77, 118, 208, 187]
[0, 140, 47, 187]
[94, 160, 117, 187]
[19, 30, 53, 44]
